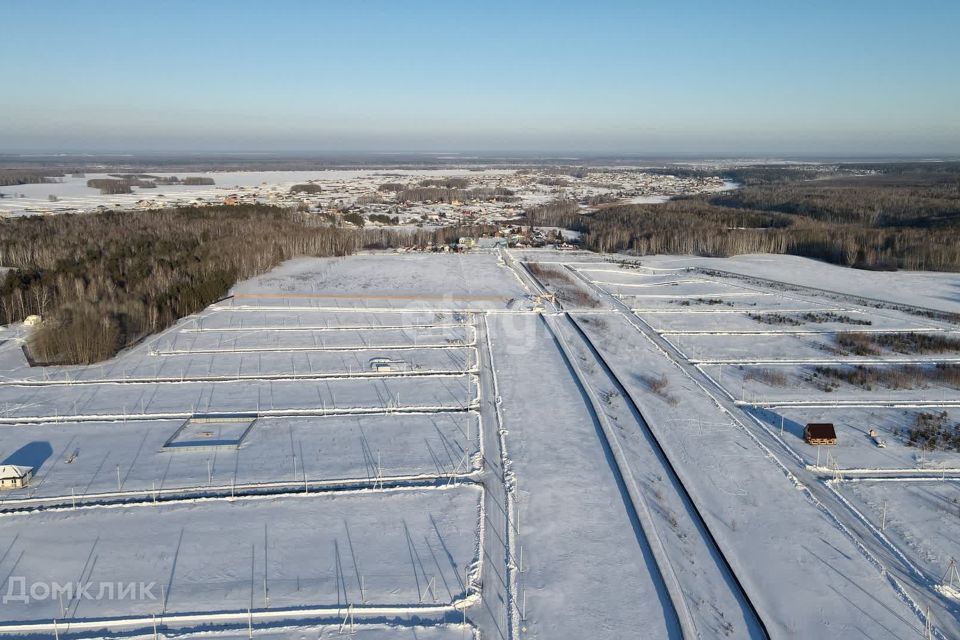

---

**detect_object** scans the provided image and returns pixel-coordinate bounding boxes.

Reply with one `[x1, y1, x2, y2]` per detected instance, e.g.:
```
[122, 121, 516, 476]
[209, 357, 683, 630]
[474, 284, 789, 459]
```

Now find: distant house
[0, 465, 32, 490]
[804, 423, 837, 445]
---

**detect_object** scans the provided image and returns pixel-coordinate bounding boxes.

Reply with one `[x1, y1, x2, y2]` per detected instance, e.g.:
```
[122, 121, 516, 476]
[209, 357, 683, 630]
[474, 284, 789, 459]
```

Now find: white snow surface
[641, 253, 960, 315]
[0, 487, 480, 620]
[1, 250, 958, 638]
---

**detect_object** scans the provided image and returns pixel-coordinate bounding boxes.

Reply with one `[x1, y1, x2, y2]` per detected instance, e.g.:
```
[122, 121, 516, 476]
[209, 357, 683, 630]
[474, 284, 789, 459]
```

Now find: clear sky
[1, 0, 958, 156]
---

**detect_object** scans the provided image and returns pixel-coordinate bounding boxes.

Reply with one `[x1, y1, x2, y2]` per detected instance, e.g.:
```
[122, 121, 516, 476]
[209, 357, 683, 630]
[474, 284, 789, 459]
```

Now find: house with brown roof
[804, 423, 837, 445]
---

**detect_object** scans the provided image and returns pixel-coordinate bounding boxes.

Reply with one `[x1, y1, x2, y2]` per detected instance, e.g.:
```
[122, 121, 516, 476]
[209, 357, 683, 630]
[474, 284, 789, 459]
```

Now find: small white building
[0, 465, 32, 490]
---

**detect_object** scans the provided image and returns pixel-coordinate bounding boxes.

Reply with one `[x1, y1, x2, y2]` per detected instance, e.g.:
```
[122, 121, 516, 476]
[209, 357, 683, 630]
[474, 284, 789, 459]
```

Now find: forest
[290, 183, 323, 194]
[86, 175, 216, 194]
[0, 169, 68, 187]
[0, 205, 488, 364]
[531, 164, 960, 272]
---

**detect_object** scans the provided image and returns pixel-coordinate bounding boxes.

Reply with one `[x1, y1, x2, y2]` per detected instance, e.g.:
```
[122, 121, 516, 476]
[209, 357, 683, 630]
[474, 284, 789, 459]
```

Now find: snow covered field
[0, 412, 480, 505]
[640, 254, 960, 315]
[2, 347, 476, 384]
[0, 374, 477, 422]
[750, 406, 960, 472]
[231, 255, 528, 309]
[1, 250, 959, 639]
[113, 625, 472, 640]
[646, 308, 946, 334]
[840, 480, 960, 594]
[0, 487, 480, 620]
[0, 265, 495, 638]
[154, 325, 473, 354]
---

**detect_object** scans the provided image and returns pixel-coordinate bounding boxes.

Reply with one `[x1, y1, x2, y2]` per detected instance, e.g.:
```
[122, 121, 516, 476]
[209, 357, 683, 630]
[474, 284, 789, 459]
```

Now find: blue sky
[1, 0, 958, 155]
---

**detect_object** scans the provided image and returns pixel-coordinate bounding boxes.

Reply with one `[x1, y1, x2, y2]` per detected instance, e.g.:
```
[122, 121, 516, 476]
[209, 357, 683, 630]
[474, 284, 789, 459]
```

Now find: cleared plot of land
[575, 268, 689, 286]
[599, 279, 755, 299]
[232, 254, 527, 309]
[0, 375, 477, 421]
[629, 293, 831, 312]
[673, 333, 829, 362]
[639, 254, 960, 315]
[841, 480, 960, 590]
[0, 487, 480, 622]
[4, 348, 477, 384]
[670, 332, 960, 364]
[187, 309, 466, 331]
[164, 416, 255, 450]
[154, 325, 473, 354]
[0, 412, 479, 502]
[750, 406, 960, 471]
[646, 309, 945, 334]
[711, 362, 960, 405]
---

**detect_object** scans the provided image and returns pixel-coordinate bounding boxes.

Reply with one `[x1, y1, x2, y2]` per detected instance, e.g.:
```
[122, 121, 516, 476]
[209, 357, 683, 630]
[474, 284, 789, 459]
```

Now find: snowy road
[555, 313, 768, 638]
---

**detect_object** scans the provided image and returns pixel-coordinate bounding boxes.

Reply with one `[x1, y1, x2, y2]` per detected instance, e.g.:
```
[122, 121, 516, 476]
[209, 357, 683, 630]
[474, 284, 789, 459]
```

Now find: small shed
[0, 465, 33, 490]
[370, 357, 393, 372]
[804, 423, 837, 445]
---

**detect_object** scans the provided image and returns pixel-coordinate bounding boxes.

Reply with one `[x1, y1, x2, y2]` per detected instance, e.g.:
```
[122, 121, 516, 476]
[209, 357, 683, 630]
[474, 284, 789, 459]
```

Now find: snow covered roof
[0, 465, 31, 480]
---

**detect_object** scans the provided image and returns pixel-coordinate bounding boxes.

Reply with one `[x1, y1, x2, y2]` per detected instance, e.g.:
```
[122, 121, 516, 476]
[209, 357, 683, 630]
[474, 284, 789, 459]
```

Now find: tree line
[86, 175, 216, 194]
[418, 177, 470, 189]
[290, 183, 322, 194]
[0, 169, 66, 187]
